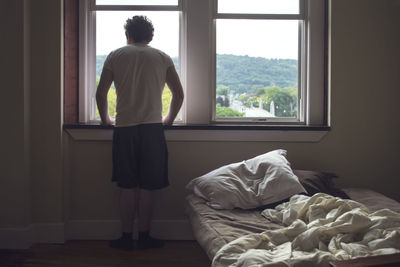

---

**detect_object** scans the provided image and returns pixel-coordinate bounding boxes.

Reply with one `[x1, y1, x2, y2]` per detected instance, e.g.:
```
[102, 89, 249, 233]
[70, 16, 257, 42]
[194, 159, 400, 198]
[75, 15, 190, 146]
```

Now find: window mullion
[306, 0, 325, 125]
[79, 0, 96, 123]
[299, 0, 306, 17]
[184, 0, 213, 124]
[178, 0, 187, 124]
[88, 9, 97, 122]
[299, 20, 307, 123]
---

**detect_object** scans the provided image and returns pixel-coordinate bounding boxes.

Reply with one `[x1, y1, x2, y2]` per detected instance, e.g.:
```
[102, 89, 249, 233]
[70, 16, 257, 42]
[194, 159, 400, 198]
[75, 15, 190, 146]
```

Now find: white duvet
[212, 193, 400, 267]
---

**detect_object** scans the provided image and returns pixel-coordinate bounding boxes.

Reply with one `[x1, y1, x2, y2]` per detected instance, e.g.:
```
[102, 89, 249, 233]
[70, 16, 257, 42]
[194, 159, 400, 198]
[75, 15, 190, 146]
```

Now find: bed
[184, 150, 400, 266]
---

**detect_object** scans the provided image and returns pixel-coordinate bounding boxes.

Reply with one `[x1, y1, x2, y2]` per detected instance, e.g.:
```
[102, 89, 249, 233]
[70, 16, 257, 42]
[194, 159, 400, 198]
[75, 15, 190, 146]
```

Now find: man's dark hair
[124, 16, 154, 43]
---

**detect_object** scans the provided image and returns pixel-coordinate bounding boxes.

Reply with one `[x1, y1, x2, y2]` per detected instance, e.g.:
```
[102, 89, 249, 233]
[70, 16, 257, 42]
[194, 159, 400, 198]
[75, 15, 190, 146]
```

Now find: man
[96, 15, 184, 251]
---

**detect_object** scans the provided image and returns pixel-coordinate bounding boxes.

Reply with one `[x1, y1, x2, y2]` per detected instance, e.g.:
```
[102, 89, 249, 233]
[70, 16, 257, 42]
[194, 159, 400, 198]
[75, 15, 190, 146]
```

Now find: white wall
[0, 0, 31, 231]
[30, 0, 64, 225]
[0, 0, 64, 248]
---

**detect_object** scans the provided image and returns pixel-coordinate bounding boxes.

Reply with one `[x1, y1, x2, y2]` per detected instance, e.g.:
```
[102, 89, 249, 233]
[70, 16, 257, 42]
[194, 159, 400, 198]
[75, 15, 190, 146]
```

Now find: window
[78, 0, 327, 126]
[79, 0, 182, 123]
[214, 1, 303, 122]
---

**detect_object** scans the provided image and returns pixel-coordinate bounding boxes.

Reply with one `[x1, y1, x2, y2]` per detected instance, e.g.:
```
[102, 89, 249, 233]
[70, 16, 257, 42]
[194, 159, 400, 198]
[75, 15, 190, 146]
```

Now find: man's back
[103, 44, 174, 127]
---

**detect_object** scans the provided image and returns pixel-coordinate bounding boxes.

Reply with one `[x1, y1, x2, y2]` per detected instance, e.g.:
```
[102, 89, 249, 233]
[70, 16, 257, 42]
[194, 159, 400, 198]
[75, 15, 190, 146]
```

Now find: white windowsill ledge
[64, 125, 329, 142]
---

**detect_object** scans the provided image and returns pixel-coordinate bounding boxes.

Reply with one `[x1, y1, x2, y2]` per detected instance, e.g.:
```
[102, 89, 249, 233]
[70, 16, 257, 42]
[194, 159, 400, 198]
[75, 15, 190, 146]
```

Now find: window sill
[63, 124, 330, 142]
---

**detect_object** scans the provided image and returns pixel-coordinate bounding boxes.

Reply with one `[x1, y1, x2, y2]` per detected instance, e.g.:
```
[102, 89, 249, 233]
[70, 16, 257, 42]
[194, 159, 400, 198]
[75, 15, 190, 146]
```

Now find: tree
[216, 104, 244, 117]
[107, 89, 117, 117]
[264, 86, 281, 101]
[216, 85, 229, 97]
[255, 87, 265, 97]
[162, 86, 172, 116]
[96, 76, 117, 117]
[254, 86, 298, 117]
[248, 96, 259, 108]
[270, 91, 296, 117]
[238, 94, 249, 103]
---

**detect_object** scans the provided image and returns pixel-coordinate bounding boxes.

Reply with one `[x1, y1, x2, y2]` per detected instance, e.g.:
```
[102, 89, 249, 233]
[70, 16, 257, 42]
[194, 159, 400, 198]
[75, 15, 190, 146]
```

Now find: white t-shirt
[103, 44, 174, 127]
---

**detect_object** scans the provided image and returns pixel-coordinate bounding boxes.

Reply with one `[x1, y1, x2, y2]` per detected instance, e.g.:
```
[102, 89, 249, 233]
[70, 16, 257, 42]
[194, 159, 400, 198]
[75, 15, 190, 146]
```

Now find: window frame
[212, 0, 306, 124]
[78, 0, 327, 126]
[182, 0, 326, 126]
[78, 0, 183, 123]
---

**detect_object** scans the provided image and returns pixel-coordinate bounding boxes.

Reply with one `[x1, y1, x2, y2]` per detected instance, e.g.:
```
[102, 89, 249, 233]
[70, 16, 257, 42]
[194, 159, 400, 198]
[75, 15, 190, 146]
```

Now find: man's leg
[121, 188, 139, 232]
[109, 188, 138, 250]
[137, 189, 164, 250]
[138, 189, 154, 232]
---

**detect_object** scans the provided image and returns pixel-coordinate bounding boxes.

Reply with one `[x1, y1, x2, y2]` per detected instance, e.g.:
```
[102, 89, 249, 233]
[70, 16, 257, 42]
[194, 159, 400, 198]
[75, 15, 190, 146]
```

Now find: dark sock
[138, 231, 149, 240]
[137, 231, 164, 250]
[122, 232, 133, 240]
[109, 232, 133, 251]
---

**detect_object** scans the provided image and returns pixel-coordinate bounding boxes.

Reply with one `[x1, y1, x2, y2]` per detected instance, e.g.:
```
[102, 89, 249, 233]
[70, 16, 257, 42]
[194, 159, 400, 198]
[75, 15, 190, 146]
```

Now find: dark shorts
[112, 123, 169, 190]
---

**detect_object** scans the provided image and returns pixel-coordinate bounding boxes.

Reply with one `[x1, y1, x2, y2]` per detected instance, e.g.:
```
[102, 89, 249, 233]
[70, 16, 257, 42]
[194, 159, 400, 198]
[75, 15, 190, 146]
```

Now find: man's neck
[127, 39, 148, 46]
[133, 42, 148, 46]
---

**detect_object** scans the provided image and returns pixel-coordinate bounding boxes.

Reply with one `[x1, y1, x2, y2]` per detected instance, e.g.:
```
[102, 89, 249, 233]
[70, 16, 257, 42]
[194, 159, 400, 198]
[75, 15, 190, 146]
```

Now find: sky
[96, 0, 299, 59]
[96, 11, 180, 57]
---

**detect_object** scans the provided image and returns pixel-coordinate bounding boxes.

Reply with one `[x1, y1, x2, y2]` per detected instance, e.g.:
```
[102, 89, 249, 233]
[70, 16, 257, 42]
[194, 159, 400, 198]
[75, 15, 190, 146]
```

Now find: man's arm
[163, 66, 184, 125]
[96, 68, 114, 126]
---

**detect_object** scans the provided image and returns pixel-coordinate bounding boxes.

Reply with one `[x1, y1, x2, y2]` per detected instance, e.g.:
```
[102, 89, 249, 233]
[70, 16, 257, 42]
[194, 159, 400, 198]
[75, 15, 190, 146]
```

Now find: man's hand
[162, 115, 173, 126]
[101, 117, 115, 126]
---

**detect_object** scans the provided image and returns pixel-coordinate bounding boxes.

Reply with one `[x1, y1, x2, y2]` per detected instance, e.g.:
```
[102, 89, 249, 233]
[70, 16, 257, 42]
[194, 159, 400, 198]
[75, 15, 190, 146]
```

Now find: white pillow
[186, 149, 306, 209]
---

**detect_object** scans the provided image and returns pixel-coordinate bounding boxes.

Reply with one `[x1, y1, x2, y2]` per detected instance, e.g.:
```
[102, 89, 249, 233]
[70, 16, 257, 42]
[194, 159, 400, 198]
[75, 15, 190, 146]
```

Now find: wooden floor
[0, 240, 211, 267]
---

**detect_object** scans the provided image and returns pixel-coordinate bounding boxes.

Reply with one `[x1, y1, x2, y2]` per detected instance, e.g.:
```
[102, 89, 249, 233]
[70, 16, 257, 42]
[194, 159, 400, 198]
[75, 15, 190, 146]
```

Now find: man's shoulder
[109, 45, 133, 55]
[146, 46, 171, 58]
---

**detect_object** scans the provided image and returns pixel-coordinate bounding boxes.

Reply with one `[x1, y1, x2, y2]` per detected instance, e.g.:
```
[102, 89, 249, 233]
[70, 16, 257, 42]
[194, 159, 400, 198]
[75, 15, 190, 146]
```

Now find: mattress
[185, 188, 400, 260]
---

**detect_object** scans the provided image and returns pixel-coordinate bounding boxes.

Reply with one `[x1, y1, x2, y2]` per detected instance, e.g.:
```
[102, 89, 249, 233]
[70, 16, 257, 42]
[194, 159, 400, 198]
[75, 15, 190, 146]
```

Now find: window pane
[96, 11, 180, 118]
[216, 20, 299, 119]
[96, 0, 178, 6]
[218, 0, 299, 14]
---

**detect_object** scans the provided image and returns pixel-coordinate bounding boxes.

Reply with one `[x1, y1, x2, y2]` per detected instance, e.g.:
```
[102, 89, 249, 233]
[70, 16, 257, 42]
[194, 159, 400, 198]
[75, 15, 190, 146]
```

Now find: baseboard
[66, 219, 195, 240]
[0, 223, 65, 249]
[66, 220, 121, 240]
[0, 220, 194, 249]
[0, 226, 32, 249]
[32, 223, 65, 244]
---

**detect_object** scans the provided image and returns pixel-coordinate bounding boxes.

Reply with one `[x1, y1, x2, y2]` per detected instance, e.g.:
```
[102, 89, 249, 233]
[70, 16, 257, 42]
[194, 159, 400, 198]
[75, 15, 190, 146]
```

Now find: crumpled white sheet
[212, 193, 400, 267]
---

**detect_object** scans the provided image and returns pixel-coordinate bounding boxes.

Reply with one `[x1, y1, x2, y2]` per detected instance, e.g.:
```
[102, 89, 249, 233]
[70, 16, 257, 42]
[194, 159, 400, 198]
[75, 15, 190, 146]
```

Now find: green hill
[216, 55, 297, 94]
